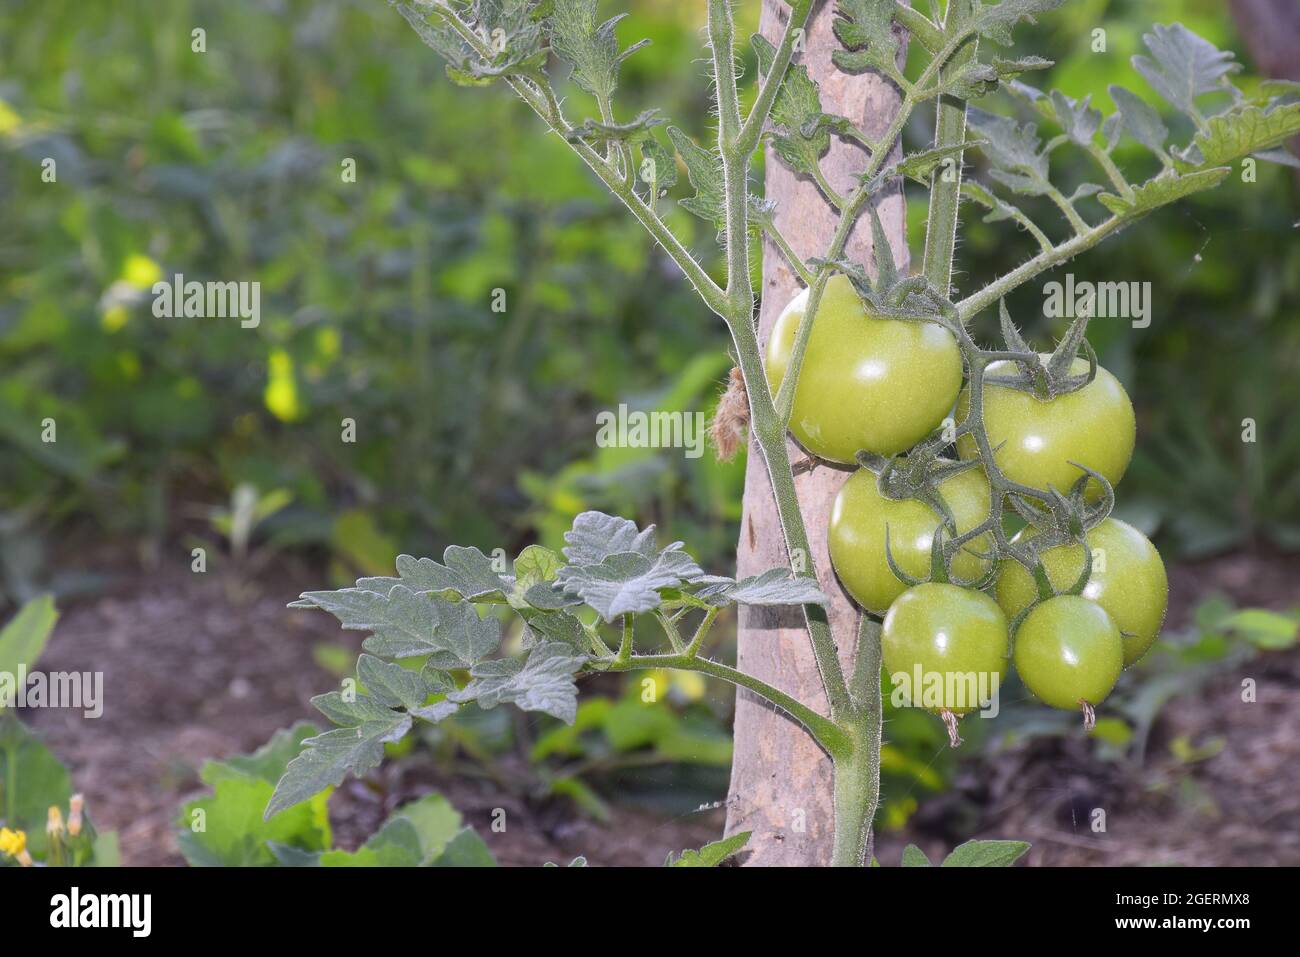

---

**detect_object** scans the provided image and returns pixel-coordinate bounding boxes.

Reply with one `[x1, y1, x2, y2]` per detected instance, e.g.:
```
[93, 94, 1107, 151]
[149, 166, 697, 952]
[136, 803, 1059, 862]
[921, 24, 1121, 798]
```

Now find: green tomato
[996, 518, 1167, 666]
[766, 274, 963, 463]
[881, 582, 1009, 715]
[829, 464, 992, 614]
[955, 357, 1135, 497]
[1013, 595, 1123, 710]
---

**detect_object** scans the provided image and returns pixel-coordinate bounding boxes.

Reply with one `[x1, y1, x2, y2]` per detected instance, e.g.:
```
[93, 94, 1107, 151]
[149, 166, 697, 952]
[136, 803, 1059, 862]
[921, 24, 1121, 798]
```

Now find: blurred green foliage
[3, 0, 1294, 594]
[0, 0, 740, 598]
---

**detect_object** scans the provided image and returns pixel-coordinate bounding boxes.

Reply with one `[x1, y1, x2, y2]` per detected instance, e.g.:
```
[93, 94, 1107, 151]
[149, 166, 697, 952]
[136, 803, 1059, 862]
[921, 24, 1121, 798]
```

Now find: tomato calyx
[984, 301, 1098, 400]
[884, 523, 997, 592]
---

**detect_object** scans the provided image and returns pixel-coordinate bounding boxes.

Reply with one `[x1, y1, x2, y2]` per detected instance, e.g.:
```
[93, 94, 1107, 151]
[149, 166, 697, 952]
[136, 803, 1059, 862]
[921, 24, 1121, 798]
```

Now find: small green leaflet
[265, 714, 413, 819]
[967, 107, 1051, 195]
[639, 134, 678, 196]
[448, 640, 587, 724]
[565, 109, 664, 147]
[894, 141, 981, 185]
[291, 583, 440, 653]
[549, 0, 648, 102]
[557, 549, 704, 621]
[693, 569, 828, 607]
[940, 839, 1030, 867]
[901, 844, 932, 866]
[1048, 90, 1102, 147]
[359, 547, 509, 603]
[666, 126, 725, 228]
[513, 544, 561, 585]
[751, 35, 831, 176]
[1109, 84, 1170, 160]
[1175, 101, 1300, 170]
[971, 0, 1066, 48]
[666, 830, 751, 866]
[1132, 22, 1240, 119]
[356, 654, 427, 710]
[563, 509, 661, 564]
[831, 0, 902, 82]
[292, 583, 502, 666]
[1097, 166, 1229, 217]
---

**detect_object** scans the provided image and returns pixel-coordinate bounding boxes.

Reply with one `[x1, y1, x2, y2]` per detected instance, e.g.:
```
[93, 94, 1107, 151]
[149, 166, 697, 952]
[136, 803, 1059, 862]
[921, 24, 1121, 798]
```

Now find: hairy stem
[955, 215, 1127, 320]
[921, 0, 976, 296]
[600, 653, 853, 755]
[738, 0, 815, 156]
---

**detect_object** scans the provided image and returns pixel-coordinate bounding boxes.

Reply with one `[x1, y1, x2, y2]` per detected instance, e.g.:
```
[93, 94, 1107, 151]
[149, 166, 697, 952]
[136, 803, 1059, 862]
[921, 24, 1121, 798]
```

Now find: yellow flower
[0, 827, 34, 867]
[0, 827, 27, 857]
[48, 805, 65, 836]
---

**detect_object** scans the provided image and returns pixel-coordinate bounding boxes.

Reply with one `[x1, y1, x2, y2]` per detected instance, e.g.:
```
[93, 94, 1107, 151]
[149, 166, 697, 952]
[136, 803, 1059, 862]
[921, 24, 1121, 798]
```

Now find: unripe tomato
[881, 582, 1009, 715]
[766, 275, 963, 463]
[829, 464, 992, 614]
[955, 358, 1135, 497]
[996, 517, 1167, 666]
[1013, 595, 1123, 710]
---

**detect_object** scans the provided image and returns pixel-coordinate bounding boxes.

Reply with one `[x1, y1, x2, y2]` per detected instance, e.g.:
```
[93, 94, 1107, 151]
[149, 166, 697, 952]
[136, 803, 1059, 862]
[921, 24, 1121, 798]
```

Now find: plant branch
[762, 220, 816, 285]
[738, 0, 815, 156]
[599, 653, 852, 756]
[921, 0, 977, 296]
[955, 214, 1127, 320]
[432, 12, 729, 315]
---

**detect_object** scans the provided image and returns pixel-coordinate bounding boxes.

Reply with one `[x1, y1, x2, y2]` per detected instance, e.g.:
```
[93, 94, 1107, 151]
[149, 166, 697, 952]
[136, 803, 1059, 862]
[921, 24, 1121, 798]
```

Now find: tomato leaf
[1132, 22, 1240, 120]
[940, 839, 1030, 866]
[265, 713, 413, 819]
[1108, 84, 1170, 160]
[901, 843, 932, 866]
[1097, 166, 1230, 217]
[667, 830, 750, 866]
[557, 549, 703, 620]
[448, 639, 587, 723]
[694, 568, 828, 607]
[970, 0, 1065, 47]
[549, 0, 648, 101]
[357, 654, 428, 710]
[831, 0, 903, 83]
[667, 126, 726, 228]
[1175, 101, 1300, 170]
[639, 133, 678, 196]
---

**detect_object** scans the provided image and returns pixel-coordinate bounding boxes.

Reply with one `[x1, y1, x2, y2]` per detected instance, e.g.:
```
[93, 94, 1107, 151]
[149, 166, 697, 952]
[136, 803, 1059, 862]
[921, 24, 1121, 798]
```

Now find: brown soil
[18, 549, 1299, 867]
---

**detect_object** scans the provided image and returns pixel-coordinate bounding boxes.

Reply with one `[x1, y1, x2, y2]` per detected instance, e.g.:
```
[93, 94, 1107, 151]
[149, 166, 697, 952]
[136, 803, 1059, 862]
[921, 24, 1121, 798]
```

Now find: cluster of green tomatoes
[767, 276, 1168, 736]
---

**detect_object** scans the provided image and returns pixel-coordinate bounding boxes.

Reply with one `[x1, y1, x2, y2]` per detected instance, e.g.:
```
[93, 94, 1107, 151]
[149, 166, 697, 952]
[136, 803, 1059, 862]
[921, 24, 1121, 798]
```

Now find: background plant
[0, 597, 117, 867]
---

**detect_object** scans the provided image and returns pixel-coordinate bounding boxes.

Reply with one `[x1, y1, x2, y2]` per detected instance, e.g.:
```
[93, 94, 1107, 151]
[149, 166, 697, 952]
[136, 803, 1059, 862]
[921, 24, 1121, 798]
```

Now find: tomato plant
[257, 0, 1300, 868]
